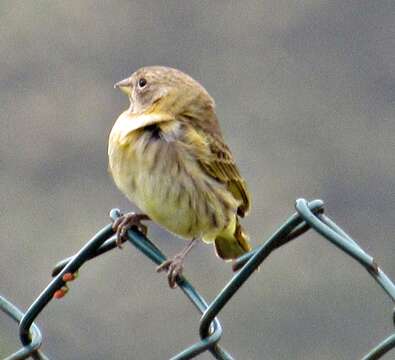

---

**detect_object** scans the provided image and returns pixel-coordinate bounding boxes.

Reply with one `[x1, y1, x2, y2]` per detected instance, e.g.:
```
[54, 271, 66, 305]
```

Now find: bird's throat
[111, 110, 174, 145]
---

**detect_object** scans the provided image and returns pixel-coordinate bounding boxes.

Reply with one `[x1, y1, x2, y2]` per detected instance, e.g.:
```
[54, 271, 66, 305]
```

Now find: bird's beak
[114, 77, 132, 95]
[114, 77, 132, 89]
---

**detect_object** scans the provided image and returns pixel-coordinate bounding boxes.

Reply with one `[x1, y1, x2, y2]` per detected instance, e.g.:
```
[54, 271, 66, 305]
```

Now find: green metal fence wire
[1, 198, 394, 359]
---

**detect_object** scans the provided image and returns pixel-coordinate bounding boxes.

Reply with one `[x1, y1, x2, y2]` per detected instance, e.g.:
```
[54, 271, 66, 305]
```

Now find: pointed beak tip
[114, 78, 131, 90]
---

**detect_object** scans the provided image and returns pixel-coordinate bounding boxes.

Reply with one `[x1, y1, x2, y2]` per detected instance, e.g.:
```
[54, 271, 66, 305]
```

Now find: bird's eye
[138, 78, 147, 88]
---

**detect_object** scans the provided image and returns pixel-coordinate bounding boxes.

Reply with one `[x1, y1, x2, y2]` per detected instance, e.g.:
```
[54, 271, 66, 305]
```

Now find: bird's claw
[112, 212, 149, 248]
[156, 255, 184, 289]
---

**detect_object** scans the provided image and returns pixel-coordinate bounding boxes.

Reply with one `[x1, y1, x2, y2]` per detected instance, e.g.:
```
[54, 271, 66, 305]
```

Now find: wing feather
[204, 138, 250, 216]
[182, 124, 251, 217]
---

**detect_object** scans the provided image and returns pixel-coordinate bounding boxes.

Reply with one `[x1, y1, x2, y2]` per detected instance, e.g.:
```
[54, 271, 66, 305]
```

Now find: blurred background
[1, 1, 394, 359]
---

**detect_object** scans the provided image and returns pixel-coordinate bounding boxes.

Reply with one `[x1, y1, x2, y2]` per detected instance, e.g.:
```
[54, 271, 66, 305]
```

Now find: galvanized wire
[0, 295, 48, 360]
[1, 198, 394, 359]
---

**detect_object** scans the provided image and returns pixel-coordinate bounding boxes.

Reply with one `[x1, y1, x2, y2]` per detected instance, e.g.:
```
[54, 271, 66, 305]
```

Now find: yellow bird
[108, 66, 251, 288]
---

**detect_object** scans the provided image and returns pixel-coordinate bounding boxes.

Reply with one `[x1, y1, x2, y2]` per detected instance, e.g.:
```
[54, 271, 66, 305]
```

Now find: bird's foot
[112, 212, 150, 248]
[156, 254, 185, 289]
[156, 239, 197, 288]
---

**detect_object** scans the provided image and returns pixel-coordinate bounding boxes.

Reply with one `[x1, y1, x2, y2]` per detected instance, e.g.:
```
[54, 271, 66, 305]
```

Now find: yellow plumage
[108, 66, 251, 262]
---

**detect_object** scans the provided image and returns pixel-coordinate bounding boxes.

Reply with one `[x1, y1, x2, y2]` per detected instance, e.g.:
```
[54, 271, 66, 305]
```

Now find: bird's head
[114, 66, 215, 117]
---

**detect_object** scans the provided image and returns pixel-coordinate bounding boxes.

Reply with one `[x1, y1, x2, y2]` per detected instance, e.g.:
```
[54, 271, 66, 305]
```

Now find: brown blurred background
[1, 1, 394, 359]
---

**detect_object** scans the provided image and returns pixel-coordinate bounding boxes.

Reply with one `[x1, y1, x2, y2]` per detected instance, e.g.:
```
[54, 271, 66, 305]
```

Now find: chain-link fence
[1, 198, 394, 359]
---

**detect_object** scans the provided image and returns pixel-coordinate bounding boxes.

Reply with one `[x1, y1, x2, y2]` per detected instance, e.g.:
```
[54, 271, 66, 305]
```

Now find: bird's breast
[108, 119, 238, 241]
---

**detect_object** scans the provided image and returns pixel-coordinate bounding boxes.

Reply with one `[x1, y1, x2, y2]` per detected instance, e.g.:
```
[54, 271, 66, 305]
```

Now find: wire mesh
[1, 198, 394, 359]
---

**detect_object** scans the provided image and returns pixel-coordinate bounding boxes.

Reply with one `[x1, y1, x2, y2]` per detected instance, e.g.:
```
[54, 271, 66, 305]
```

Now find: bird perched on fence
[108, 66, 251, 288]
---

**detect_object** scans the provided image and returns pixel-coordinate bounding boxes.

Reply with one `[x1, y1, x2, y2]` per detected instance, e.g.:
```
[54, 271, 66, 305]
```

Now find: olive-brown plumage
[108, 66, 251, 287]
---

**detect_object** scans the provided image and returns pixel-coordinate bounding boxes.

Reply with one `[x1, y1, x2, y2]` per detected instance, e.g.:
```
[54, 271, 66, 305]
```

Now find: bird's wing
[201, 134, 251, 216]
[183, 125, 251, 217]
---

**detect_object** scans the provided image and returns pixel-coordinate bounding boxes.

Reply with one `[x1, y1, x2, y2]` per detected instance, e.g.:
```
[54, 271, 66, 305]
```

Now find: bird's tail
[214, 217, 251, 260]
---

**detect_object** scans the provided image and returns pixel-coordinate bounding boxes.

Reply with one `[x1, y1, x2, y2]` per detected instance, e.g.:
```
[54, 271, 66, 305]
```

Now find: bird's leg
[112, 212, 150, 248]
[156, 238, 197, 288]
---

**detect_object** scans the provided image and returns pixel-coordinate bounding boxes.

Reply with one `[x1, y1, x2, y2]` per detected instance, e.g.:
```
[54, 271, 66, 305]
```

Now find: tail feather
[214, 217, 251, 260]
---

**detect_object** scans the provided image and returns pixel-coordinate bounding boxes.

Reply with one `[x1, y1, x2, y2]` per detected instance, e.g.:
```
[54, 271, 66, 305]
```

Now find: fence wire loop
[1, 198, 394, 359]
